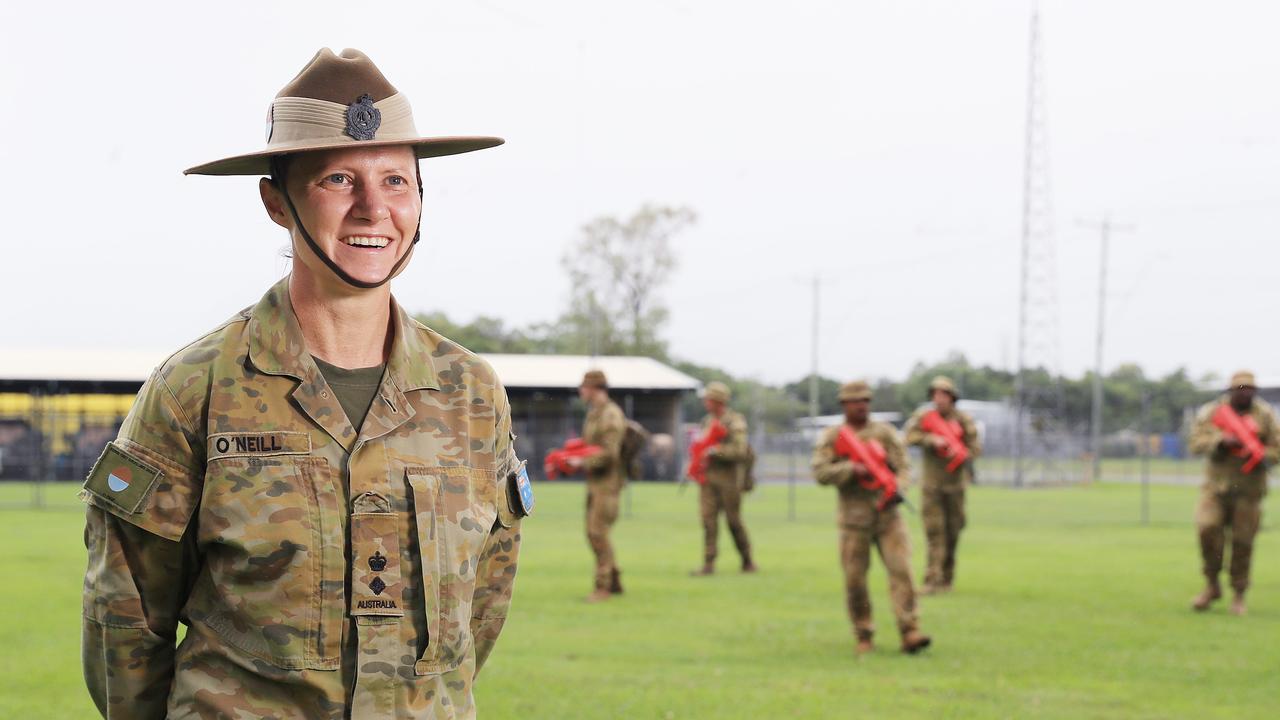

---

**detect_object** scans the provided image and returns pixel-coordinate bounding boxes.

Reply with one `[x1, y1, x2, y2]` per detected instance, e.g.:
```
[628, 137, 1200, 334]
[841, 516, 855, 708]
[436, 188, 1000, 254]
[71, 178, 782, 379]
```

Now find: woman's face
[262, 145, 421, 288]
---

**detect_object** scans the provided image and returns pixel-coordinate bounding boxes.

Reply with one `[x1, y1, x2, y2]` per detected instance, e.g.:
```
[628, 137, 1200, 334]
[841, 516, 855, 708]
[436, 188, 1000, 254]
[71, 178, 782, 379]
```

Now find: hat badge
[345, 94, 381, 141]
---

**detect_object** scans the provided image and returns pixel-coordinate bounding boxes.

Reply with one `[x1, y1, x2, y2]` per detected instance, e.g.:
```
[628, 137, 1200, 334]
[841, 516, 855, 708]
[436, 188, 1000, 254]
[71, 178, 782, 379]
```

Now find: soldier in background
[812, 381, 931, 655]
[690, 381, 757, 575]
[572, 370, 628, 602]
[1187, 370, 1280, 616]
[903, 376, 982, 594]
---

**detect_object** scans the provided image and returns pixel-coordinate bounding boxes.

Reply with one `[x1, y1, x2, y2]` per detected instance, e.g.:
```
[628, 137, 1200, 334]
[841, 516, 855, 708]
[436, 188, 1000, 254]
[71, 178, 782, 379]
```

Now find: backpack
[620, 420, 650, 482]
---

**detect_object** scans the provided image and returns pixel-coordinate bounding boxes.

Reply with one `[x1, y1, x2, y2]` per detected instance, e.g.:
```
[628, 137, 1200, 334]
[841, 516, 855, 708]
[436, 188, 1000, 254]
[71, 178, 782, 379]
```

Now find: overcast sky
[3, 1, 1277, 385]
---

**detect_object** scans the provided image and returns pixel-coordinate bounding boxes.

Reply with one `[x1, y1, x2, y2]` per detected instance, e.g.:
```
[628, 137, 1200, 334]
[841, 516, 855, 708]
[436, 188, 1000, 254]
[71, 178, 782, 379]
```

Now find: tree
[413, 312, 538, 354]
[561, 204, 695, 357]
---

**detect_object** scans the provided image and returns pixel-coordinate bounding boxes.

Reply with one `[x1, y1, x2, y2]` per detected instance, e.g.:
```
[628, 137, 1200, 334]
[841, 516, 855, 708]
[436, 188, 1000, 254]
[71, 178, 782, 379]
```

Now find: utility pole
[1078, 215, 1134, 483]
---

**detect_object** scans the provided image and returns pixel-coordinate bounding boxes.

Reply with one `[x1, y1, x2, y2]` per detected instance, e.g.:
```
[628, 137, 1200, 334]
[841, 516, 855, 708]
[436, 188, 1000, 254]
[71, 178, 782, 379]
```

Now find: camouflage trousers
[921, 486, 966, 587]
[586, 482, 621, 590]
[1195, 488, 1263, 593]
[699, 480, 752, 565]
[839, 506, 919, 639]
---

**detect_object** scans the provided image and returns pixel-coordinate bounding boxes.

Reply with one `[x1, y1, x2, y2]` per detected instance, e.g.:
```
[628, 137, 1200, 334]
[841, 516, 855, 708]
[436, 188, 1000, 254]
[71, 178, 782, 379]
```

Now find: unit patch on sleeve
[82, 443, 164, 515]
[207, 431, 311, 460]
[507, 462, 534, 518]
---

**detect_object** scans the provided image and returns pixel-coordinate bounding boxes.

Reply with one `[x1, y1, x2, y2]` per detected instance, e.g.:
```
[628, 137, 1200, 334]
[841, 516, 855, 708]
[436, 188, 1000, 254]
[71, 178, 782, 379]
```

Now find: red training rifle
[1211, 404, 1266, 473]
[833, 425, 905, 511]
[919, 410, 970, 473]
[544, 438, 602, 480]
[685, 419, 728, 486]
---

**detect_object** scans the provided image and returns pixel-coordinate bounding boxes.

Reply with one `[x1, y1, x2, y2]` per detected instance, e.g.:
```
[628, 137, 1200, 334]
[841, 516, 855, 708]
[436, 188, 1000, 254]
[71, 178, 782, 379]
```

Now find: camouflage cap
[704, 381, 732, 404]
[838, 380, 873, 402]
[581, 370, 608, 389]
[1229, 370, 1257, 389]
[929, 375, 958, 398]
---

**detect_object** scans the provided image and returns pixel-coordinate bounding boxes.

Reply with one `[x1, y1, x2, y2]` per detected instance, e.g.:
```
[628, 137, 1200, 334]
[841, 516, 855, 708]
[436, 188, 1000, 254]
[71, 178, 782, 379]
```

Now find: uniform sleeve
[584, 404, 625, 472]
[1188, 403, 1225, 457]
[471, 383, 522, 676]
[882, 427, 912, 487]
[1261, 405, 1280, 465]
[83, 509, 198, 719]
[811, 429, 854, 487]
[81, 372, 202, 719]
[903, 409, 928, 447]
[710, 413, 750, 462]
[963, 413, 983, 458]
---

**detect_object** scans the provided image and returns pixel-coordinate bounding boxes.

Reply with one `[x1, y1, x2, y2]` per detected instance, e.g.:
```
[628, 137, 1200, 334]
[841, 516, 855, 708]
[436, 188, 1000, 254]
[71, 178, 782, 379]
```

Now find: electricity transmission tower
[1013, 6, 1069, 487]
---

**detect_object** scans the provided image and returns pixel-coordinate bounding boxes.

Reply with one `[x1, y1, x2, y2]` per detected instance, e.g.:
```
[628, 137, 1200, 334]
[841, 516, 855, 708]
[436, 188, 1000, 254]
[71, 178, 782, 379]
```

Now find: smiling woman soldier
[79, 49, 532, 719]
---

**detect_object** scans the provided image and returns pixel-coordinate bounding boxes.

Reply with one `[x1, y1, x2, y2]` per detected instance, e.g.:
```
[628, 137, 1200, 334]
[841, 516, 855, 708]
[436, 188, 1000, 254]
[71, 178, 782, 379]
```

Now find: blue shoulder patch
[510, 463, 534, 517]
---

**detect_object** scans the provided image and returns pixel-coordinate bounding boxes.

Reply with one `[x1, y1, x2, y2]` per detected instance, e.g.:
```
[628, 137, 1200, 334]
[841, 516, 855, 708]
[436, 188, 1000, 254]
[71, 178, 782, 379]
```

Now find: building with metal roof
[0, 349, 699, 482]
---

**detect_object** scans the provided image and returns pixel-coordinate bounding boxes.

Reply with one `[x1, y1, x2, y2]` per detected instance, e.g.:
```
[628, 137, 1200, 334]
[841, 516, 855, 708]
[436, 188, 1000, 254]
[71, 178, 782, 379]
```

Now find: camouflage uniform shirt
[1188, 397, 1280, 500]
[582, 399, 626, 489]
[80, 278, 525, 719]
[903, 406, 981, 490]
[703, 410, 749, 487]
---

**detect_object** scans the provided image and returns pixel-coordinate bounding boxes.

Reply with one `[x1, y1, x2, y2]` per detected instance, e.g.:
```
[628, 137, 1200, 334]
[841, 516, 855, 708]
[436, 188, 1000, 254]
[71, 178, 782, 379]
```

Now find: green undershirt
[312, 356, 387, 433]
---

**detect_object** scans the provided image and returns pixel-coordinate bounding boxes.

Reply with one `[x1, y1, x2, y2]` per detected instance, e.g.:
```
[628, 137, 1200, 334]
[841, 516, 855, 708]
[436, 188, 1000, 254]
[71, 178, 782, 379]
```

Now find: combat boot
[919, 583, 941, 596]
[1231, 592, 1247, 617]
[741, 557, 758, 574]
[900, 629, 932, 654]
[1191, 582, 1221, 612]
[609, 569, 624, 595]
[855, 630, 874, 656]
[586, 587, 612, 603]
[689, 563, 715, 577]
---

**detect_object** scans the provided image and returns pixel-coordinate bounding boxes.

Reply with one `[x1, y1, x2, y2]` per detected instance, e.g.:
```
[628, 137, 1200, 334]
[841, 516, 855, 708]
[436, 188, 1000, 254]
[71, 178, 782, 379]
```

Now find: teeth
[343, 236, 390, 248]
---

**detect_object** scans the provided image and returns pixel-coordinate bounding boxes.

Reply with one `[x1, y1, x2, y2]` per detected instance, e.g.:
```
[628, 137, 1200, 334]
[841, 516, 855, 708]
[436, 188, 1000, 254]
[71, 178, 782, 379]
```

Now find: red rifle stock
[544, 438, 603, 480]
[919, 409, 970, 473]
[1211, 405, 1265, 473]
[686, 419, 728, 485]
[833, 425, 903, 511]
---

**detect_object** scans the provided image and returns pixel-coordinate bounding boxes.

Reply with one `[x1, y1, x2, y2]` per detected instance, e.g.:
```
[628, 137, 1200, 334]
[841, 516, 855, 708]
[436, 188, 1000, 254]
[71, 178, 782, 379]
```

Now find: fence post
[1140, 389, 1151, 525]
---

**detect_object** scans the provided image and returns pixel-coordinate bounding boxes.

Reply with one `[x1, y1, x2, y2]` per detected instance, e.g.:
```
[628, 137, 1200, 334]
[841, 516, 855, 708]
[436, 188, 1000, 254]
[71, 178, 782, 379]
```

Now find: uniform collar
[246, 276, 442, 392]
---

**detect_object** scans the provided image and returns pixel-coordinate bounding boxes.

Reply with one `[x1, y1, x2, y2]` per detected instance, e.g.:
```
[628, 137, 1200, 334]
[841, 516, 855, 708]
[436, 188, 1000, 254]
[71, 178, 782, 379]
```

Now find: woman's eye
[325, 174, 349, 185]
[388, 175, 406, 186]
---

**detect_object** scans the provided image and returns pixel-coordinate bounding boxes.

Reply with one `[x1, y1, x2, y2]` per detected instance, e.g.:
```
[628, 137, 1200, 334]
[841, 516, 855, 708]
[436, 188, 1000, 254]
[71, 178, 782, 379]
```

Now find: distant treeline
[415, 310, 1214, 436]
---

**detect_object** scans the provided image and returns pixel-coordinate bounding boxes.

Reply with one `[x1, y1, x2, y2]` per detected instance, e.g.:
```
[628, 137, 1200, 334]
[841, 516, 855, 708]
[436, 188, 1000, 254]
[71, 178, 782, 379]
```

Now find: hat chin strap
[270, 157, 422, 290]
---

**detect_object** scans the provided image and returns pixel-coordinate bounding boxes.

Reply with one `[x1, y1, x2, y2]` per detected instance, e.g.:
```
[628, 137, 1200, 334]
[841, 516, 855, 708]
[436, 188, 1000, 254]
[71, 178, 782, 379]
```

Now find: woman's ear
[259, 177, 292, 230]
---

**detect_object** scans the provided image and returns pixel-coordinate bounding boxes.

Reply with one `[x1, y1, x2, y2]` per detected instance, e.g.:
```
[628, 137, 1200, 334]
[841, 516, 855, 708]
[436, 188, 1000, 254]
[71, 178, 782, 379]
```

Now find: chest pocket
[194, 455, 343, 670]
[406, 466, 499, 676]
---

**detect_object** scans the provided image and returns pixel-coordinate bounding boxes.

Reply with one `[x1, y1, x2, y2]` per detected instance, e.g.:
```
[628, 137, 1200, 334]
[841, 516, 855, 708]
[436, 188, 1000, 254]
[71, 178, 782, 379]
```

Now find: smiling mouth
[341, 235, 391, 249]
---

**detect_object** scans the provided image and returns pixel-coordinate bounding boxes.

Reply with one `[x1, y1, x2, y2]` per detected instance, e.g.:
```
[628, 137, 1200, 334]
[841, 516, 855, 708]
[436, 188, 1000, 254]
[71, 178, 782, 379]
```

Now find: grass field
[1, 481, 1276, 719]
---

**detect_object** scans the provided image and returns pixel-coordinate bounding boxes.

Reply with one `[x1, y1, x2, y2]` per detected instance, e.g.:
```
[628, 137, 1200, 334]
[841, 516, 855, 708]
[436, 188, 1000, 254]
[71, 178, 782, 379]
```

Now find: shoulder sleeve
[903, 409, 927, 446]
[880, 424, 911, 482]
[962, 412, 983, 457]
[473, 378, 523, 674]
[811, 427, 853, 487]
[1260, 403, 1280, 464]
[1187, 402, 1223, 458]
[80, 371, 202, 542]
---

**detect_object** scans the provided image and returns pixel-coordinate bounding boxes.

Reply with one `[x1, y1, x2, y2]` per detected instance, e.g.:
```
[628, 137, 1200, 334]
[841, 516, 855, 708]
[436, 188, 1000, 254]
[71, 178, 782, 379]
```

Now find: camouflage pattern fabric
[80, 277, 525, 719]
[812, 422, 920, 639]
[1188, 397, 1280, 592]
[698, 410, 752, 565]
[582, 399, 626, 589]
[903, 406, 982, 588]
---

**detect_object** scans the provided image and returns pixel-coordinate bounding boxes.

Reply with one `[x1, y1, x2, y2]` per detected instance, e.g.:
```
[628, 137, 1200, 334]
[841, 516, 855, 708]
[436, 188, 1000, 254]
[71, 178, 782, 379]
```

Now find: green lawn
[1, 481, 1275, 718]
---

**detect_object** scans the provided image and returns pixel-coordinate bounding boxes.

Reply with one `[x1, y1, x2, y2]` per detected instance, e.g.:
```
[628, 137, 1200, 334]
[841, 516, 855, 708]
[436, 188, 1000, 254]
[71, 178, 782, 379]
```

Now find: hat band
[267, 93, 417, 147]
